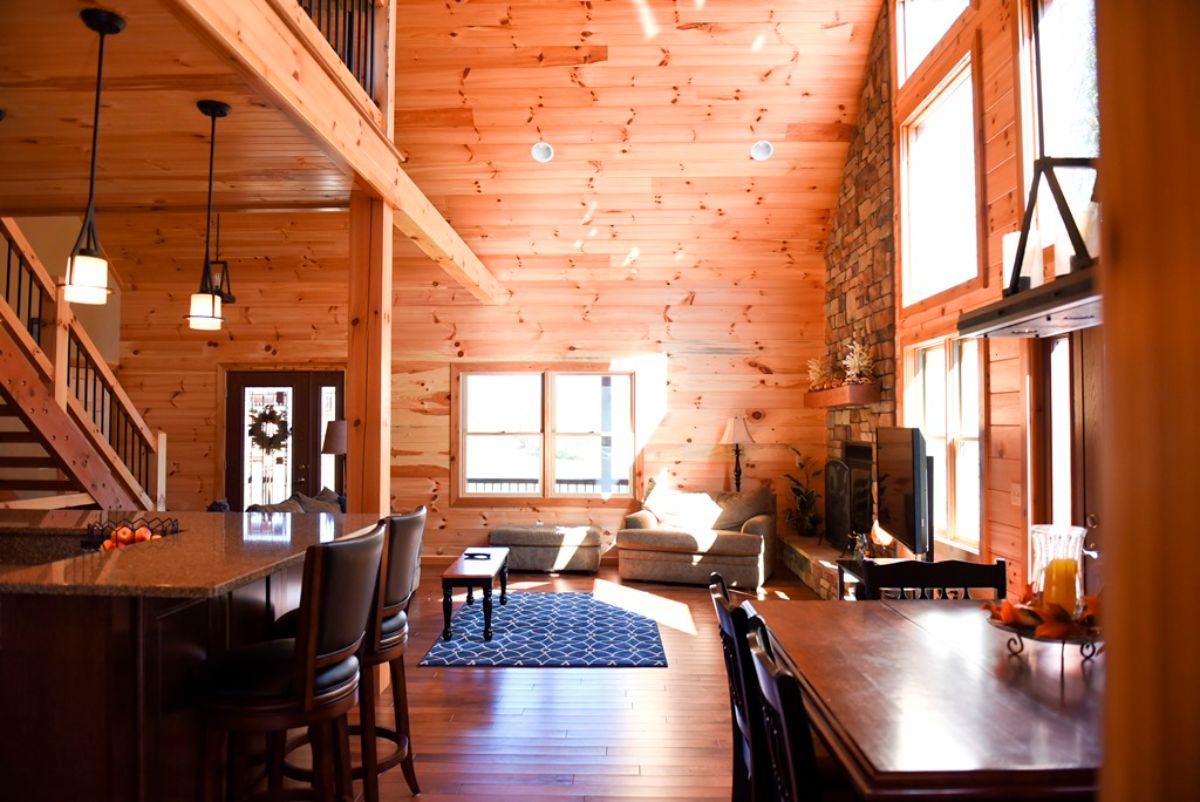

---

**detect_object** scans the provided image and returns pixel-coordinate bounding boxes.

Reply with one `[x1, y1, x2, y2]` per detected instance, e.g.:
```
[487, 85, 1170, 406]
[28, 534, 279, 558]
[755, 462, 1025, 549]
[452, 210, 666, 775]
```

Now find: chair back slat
[857, 559, 1006, 601]
[745, 617, 822, 802]
[293, 523, 386, 708]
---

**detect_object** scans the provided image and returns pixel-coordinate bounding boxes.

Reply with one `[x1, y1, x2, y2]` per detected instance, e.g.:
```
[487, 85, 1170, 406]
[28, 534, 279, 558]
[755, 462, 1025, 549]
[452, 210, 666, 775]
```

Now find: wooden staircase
[0, 218, 165, 511]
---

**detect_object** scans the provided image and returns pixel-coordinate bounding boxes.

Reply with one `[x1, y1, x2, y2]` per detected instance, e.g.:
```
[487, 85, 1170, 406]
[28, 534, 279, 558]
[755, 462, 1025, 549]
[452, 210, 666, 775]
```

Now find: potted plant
[785, 447, 823, 537]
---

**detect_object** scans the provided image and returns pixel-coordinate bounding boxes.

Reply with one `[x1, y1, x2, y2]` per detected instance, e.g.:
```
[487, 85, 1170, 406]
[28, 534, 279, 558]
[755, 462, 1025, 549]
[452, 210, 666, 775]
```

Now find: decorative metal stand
[989, 619, 1101, 662]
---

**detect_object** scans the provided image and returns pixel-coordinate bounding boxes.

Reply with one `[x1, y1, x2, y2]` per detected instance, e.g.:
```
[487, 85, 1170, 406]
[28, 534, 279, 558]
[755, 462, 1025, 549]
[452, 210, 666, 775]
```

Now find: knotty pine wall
[108, 213, 826, 558]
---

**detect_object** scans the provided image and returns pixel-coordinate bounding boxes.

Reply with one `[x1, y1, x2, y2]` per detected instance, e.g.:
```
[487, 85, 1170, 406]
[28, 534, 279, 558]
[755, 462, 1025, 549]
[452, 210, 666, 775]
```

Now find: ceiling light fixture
[531, 141, 554, 163]
[186, 99, 231, 332]
[209, 215, 236, 304]
[64, 8, 125, 305]
[750, 140, 774, 161]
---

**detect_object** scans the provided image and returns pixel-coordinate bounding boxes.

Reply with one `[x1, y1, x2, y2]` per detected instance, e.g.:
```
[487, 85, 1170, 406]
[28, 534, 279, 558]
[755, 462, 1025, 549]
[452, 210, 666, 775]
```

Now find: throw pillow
[643, 481, 722, 531]
[712, 484, 774, 531]
[293, 491, 342, 514]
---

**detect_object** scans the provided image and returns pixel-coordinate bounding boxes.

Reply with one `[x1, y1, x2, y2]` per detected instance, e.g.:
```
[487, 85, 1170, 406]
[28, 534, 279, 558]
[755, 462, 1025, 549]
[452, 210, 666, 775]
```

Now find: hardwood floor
[368, 566, 818, 801]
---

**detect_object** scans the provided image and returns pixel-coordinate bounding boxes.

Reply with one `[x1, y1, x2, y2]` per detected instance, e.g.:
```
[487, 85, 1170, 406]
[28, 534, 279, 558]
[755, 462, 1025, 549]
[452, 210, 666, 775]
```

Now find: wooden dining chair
[745, 619, 824, 802]
[708, 572, 774, 802]
[194, 524, 386, 802]
[855, 558, 1007, 601]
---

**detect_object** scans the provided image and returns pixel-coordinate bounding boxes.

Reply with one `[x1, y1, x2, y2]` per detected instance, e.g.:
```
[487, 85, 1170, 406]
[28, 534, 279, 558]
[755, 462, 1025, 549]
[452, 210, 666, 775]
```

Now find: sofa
[616, 483, 776, 588]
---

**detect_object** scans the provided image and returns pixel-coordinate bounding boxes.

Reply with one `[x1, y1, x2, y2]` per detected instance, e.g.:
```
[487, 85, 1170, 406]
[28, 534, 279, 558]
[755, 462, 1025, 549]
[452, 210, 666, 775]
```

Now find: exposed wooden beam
[162, 0, 507, 305]
[345, 190, 393, 516]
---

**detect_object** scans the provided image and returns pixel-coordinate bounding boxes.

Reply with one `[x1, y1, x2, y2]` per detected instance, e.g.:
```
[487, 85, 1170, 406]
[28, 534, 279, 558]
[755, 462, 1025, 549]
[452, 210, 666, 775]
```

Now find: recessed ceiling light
[750, 140, 774, 161]
[531, 142, 554, 163]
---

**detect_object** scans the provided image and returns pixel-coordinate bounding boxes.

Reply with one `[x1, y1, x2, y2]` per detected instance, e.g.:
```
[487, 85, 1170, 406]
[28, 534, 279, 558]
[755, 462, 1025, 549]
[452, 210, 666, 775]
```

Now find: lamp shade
[63, 253, 110, 305]
[322, 419, 347, 455]
[186, 291, 222, 330]
[720, 416, 755, 446]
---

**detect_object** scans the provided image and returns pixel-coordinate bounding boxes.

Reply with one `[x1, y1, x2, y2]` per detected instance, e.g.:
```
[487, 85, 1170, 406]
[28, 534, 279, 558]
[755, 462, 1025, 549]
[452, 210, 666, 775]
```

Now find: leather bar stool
[274, 507, 426, 801]
[194, 524, 385, 802]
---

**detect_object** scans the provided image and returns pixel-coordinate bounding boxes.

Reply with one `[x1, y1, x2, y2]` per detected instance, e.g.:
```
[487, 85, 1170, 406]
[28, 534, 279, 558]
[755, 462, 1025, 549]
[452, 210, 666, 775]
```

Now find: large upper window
[1030, 0, 1100, 277]
[457, 369, 634, 500]
[896, 0, 970, 83]
[908, 338, 982, 548]
[900, 59, 980, 306]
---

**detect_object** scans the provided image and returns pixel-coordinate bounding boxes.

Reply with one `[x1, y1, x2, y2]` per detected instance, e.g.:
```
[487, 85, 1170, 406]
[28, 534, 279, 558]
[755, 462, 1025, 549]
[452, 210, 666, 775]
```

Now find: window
[1027, 0, 1100, 277]
[456, 368, 634, 500]
[900, 59, 980, 306]
[896, 0, 970, 83]
[908, 339, 981, 547]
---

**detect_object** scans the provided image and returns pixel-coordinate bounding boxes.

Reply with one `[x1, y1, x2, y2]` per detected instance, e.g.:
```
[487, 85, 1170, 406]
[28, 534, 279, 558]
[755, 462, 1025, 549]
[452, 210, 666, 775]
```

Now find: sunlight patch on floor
[592, 578, 697, 635]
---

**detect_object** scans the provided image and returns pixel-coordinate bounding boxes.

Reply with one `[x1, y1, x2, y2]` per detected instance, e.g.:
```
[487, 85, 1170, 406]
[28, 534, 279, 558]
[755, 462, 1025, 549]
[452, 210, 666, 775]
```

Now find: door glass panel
[318, 384, 339, 494]
[243, 386, 293, 509]
[954, 439, 982, 541]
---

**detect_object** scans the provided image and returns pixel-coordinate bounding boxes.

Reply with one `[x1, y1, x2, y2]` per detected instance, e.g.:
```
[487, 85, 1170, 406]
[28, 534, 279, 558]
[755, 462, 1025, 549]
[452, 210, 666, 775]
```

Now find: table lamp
[720, 416, 755, 492]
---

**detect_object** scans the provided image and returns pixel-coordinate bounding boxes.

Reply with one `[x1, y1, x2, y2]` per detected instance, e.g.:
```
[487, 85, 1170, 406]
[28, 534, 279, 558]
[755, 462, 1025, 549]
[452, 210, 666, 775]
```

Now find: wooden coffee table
[441, 546, 509, 641]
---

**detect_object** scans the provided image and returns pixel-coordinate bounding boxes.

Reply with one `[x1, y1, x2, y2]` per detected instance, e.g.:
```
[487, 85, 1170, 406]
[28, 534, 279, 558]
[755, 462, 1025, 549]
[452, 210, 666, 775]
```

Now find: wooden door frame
[217, 364, 345, 507]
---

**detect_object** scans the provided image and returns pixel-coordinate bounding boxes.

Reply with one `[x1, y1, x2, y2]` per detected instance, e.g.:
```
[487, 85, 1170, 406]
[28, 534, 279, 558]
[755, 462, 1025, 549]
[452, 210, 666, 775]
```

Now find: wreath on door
[248, 405, 290, 453]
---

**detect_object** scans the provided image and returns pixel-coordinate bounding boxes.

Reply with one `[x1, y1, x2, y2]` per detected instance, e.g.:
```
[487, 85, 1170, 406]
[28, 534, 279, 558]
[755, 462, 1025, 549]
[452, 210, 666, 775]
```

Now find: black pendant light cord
[72, 29, 108, 256]
[200, 111, 217, 293]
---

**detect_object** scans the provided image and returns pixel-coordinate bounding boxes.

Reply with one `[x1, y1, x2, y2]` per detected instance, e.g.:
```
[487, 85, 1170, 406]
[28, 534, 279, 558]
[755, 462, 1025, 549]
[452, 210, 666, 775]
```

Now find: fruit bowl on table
[982, 592, 1102, 661]
[82, 517, 181, 552]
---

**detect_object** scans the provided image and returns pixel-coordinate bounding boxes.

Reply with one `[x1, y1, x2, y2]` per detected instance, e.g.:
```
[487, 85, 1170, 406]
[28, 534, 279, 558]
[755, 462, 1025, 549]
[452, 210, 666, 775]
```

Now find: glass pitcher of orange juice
[1030, 524, 1087, 615]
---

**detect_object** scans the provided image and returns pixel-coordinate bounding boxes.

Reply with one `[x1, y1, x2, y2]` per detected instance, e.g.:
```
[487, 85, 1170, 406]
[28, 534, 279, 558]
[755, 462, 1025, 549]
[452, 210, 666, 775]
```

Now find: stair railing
[0, 218, 167, 510]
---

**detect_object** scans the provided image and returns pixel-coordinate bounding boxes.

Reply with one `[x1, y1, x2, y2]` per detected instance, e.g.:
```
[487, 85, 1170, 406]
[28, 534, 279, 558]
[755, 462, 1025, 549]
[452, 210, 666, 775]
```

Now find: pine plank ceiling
[392, 0, 883, 277]
[1, 0, 883, 282]
[0, 0, 352, 214]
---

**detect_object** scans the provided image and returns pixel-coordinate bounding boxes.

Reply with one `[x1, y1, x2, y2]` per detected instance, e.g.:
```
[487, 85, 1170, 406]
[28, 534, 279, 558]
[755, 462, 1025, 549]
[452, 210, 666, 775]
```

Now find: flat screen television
[875, 427, 934, 561]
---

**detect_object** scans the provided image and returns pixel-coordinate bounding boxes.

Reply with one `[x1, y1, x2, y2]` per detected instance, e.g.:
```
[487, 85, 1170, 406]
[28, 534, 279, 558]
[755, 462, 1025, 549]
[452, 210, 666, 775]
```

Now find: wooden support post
[47, 287, 70, 409]
[155, 431, 168, 511]
[1098, 2, 1200, 800]
[373, 0, 396, 138]
[345, 191, 393, 516]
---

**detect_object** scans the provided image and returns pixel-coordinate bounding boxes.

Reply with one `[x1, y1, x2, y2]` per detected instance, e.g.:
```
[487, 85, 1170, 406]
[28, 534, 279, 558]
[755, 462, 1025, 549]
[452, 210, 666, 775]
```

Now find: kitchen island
[0, 510, 380, 802]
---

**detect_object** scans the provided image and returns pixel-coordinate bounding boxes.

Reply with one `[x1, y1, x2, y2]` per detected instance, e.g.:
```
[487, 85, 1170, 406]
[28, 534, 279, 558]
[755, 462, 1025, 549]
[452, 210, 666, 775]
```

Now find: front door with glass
[224, 371, 344, 511]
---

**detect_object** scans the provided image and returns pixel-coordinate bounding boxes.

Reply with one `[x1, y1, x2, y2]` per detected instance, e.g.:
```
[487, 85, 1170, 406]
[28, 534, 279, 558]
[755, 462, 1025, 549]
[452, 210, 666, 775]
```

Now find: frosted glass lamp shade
[720, 416, 755, 445]
[531, 142, 554, 163]
[63, 253, 110, 305]
[186, 291, 222, 330]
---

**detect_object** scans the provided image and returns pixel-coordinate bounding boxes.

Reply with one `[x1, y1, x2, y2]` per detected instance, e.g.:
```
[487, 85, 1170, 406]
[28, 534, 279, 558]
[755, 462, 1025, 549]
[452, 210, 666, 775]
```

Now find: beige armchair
[616, 485, 776, 588]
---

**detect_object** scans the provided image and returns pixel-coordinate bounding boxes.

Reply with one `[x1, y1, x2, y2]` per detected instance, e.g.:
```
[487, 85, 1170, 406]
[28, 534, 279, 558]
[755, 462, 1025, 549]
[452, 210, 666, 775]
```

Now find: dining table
[747, 598, 1101, 800]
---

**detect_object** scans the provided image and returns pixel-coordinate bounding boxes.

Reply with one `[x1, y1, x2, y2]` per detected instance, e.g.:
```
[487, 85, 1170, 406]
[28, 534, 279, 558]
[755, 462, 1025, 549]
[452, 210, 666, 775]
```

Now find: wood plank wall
[108, 214, 827, 558]
[889, 0, 1031, 590]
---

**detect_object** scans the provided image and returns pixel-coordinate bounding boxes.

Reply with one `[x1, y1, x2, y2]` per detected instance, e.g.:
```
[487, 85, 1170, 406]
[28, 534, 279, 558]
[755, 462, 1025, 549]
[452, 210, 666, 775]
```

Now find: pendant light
[186, 99, 231, 331]
[64, 9, 125, 305]
[209, 215, 236, 304]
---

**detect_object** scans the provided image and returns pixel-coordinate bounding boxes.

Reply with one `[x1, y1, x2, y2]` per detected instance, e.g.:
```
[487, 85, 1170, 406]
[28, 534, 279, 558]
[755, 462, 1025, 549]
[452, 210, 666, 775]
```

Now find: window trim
[893, 0, 978, 88]
[896, 49, 988, 314]
[450, 363, 639, 508]
[905, 337, 984, 550]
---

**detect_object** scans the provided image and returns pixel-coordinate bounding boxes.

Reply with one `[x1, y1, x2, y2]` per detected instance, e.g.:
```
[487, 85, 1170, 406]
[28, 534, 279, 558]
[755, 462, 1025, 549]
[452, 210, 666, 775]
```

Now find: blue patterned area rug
[419, 591, 667, 668]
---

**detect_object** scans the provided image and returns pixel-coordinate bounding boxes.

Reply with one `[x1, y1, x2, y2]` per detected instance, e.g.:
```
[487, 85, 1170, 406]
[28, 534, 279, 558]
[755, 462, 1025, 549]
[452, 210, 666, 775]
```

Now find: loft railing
[297, 0, 377, 98]
[3, 231, 47, 348]
[0, 217, 166, 510]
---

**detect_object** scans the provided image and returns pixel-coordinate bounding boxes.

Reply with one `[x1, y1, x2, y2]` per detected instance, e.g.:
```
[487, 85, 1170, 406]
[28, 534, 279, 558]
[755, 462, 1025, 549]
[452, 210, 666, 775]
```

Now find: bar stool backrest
[292, 523, 386, 710]
[384, 506, 426, 612]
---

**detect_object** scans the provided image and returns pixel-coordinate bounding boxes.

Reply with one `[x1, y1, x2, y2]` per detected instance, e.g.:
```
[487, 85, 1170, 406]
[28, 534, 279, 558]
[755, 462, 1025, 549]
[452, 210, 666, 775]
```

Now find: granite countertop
[0, 510, 380, 598]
